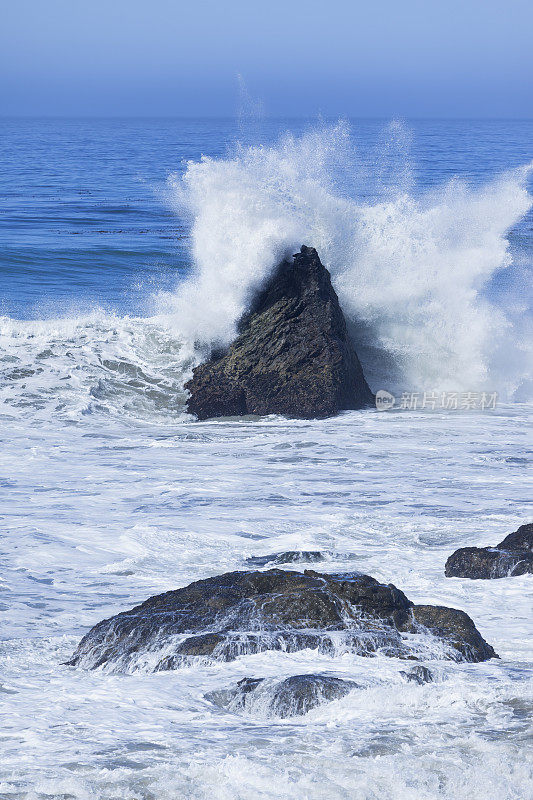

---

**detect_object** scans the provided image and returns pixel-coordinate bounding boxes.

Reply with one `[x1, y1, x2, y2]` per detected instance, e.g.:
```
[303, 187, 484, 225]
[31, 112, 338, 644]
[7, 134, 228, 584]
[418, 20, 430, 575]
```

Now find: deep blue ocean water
[2, 118, 532, 318]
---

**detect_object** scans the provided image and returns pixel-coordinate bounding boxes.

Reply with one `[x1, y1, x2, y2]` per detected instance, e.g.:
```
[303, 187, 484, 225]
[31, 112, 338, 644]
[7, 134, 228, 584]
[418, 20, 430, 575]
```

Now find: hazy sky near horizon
[1, 0, 532, 118]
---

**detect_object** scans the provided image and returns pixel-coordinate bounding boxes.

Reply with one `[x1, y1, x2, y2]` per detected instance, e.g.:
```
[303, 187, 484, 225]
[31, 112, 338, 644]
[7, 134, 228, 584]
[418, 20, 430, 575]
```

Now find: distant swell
[163, 121, 533, 400]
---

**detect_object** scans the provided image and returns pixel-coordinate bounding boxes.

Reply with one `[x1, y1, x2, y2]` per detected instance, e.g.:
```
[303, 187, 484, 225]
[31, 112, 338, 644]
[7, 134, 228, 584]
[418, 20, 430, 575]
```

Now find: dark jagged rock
[498, 523, 533, 552]
[245, 551, 326, 567]
[206, 674, 357, 718]
[445, 523, 533, 579]
[400, 665, 434, 684]
[445, 548, 533, 579]
[68, 568, 497, 672]
[185, 246, 374, 419]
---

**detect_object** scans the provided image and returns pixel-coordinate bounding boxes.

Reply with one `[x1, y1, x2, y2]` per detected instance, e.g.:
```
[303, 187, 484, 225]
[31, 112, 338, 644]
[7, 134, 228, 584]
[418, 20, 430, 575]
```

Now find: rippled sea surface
[0, 118, 532, 799]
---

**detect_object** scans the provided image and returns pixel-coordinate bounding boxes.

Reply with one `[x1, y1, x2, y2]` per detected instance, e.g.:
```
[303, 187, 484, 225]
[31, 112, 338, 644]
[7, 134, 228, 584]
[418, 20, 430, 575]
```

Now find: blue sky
[1, 0, 532, 117]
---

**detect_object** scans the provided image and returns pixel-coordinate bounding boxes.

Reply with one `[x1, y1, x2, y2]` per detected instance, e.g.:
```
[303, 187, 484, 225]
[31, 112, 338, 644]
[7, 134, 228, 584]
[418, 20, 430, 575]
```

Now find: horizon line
[1, 114, 533, 122]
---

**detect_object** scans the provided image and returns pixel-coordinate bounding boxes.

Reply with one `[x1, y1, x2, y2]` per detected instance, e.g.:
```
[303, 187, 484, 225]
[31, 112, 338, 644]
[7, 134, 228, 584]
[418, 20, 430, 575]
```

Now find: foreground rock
[68, 568, 497, 671]
[206, 674, 357, 718]
[445, 523, 533, 579]
[185, 246, 374, 419]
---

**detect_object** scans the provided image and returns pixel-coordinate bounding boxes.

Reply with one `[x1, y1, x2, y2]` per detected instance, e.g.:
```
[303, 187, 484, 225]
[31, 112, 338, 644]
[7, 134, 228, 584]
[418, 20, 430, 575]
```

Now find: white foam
[163, 121, 532, 398]
[1, 401, 532, 798]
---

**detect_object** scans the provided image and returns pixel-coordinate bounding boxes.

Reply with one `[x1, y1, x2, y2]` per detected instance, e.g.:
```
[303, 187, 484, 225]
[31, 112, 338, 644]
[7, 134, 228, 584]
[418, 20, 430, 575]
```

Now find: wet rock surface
[68, 568, 497, 671]
[206, 674, 357, 718]
[445, 523, 533, 579]
[401, 605, 497, 662]
[185, 246, 374, 419]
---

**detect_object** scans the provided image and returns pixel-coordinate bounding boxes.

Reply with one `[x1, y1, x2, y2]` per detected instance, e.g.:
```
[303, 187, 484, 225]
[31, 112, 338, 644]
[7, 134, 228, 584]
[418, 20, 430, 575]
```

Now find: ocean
[0, 117, 532, 799]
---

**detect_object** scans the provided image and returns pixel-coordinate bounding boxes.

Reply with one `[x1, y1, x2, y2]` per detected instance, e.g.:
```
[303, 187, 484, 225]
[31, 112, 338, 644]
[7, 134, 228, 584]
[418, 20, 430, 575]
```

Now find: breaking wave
[1, 121, 532, 422]
[164, 121, 533, 399]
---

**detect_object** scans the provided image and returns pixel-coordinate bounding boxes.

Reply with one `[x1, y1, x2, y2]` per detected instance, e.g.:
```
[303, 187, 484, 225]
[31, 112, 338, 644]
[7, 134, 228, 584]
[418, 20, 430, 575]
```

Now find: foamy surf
[0, 313, 194, 422]
[2, 402, 532, 800]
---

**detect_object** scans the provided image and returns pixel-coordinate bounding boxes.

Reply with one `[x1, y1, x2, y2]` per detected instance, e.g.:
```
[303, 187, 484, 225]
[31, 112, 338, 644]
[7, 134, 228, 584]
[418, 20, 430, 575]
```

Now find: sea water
[0, 118, 532, 799]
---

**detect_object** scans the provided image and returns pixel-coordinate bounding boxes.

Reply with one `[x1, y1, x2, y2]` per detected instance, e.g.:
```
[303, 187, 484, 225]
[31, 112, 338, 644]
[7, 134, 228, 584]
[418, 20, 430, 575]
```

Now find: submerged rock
[399, 665, 434, 684]
[445, 523, 533, 579]
[68, 568, 497, 672]
[185, 246, 374, 419]
[206, 674, 357, 718]
[245, 551, 326, 567]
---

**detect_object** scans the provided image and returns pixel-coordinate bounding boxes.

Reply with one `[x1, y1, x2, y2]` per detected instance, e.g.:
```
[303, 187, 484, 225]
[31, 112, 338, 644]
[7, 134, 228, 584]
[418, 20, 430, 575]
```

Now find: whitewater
[0, 119, 532, 799]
